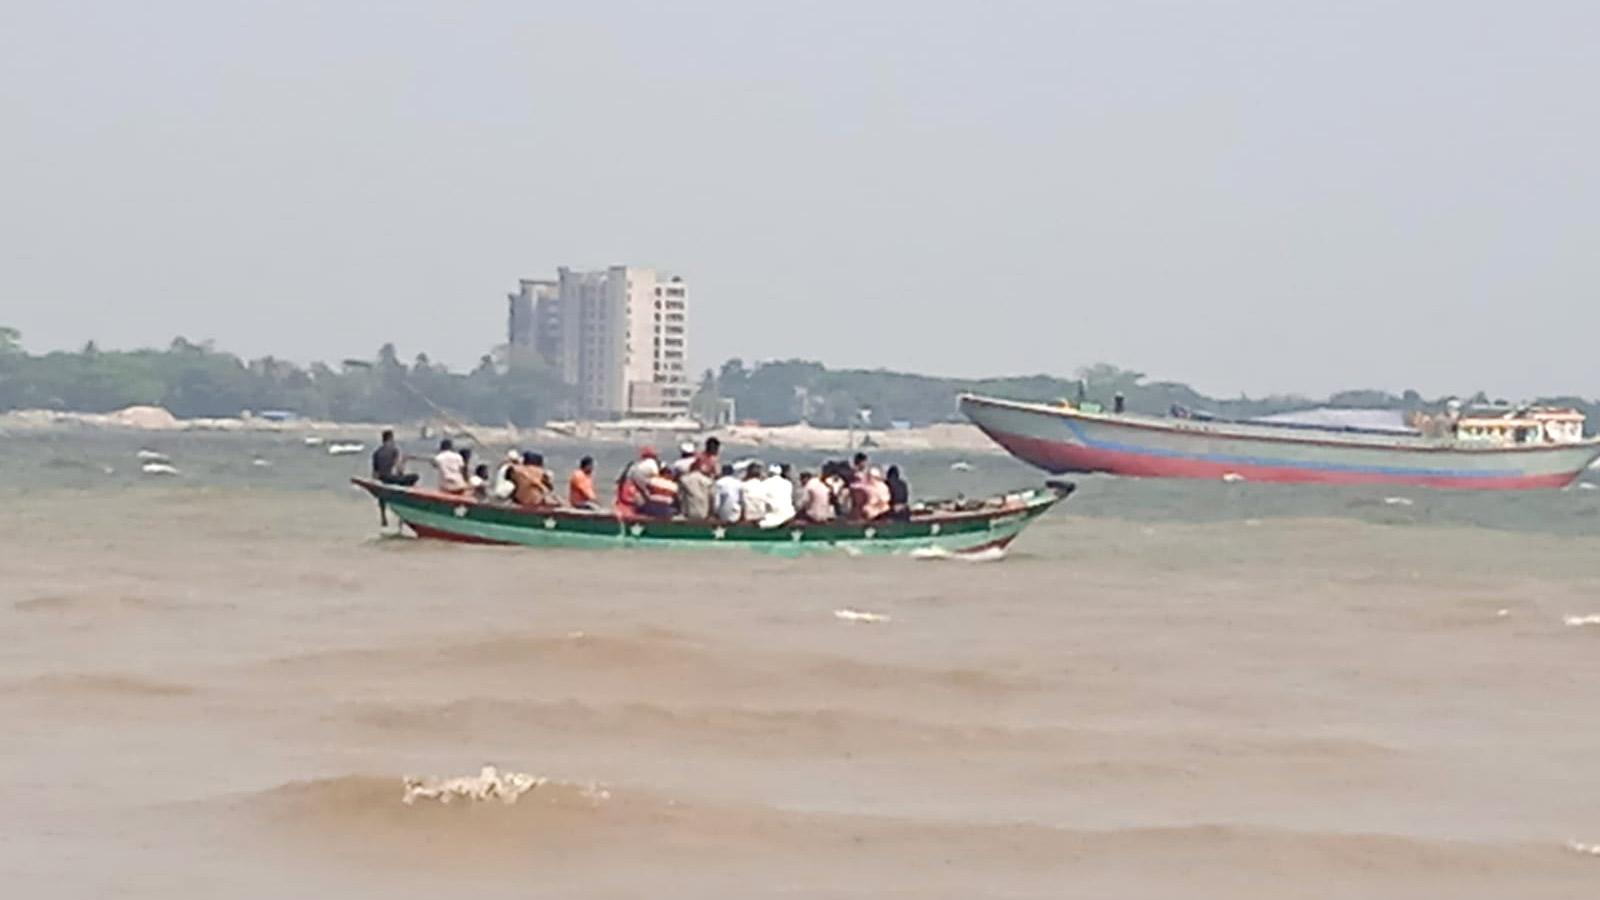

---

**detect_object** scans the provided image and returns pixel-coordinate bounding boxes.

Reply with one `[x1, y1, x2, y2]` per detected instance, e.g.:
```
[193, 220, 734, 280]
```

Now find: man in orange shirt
[567, 456, 599, 509]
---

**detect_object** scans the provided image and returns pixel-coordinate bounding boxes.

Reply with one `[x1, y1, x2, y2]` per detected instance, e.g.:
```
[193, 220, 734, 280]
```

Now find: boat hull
[960, 395, 1600, 490]
[354, 478, 1071, 556]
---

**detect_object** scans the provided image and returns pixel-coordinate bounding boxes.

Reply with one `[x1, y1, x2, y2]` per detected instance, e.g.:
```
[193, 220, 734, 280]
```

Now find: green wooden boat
[353, 478, 1073, 557]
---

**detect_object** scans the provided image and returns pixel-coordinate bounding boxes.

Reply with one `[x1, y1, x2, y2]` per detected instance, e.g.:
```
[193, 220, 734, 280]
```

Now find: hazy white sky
[3, 0, 1596, 398]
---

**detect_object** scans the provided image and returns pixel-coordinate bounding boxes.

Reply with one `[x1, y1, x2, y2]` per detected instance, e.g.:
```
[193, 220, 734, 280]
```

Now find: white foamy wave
[1221, 472, 1245, 483]
[327, 443, 365, 456]
[135, 449, 170, 462]
[834, 608, 891, 624]
[1382, 496, 1414, 506]
[911, 545, 1008, 563]
[1577, 482, 1598, 491]
[400, 765, 610, 806]
[1562, 614, 1600, 627]
[1566, 840, 1600, 856]
[141, 462, 180, 476]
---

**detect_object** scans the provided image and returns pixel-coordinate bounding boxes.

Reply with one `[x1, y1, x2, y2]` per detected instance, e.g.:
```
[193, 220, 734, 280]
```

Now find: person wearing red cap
[614, 446, 660, 516]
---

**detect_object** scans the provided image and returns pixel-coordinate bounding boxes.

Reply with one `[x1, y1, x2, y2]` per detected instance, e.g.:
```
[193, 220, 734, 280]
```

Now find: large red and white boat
[960, 394, 1600, 490]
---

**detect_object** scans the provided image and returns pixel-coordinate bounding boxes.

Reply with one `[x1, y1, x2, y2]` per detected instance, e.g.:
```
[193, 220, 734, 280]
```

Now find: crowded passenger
[695, 437, 722, 476]
[759, 464, 796, 527]
[431, 439, 468, 494]
[678, 459, 715, 520]
[371, 430, 418, 486]
[567, 456, 599, 509]
[471, 464, 492, 501]
[713, 464, 743, 523]
[740, 463, 770, 522]
[642, 467, 679, 518]
[491, 450, 519, 500]
[860, 466, 892, 520]
[800, 471, 834, 522]
[885, 465, 911, 520]
[670, 441, 699, 476]
[614, 447, 659, 516]
[509, 451, 554, 507]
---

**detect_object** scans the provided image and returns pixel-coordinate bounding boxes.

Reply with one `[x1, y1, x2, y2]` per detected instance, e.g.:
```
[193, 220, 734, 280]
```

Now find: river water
[2, 430, 1598, 897]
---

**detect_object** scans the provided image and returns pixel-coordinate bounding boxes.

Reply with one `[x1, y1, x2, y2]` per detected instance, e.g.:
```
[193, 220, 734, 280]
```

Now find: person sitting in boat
[431, 439, 468, 494]
[678, 459, 715, 520]
[712, 464, 743, 523]
[567, 456, 599, 510]
[371, 430, 418, 487]
[858, 467, 892, 520]
[758, 464, 796, 528]
[471, 464, 493, 501]
[491, 450, 519, 501]
[509, 451, 555, 507]
[820, 460, 855, 518]
[695, 437, 722, 477]
[781, 464, 805, 512]
[670, 441, 699, 476]
[799, 471, 834, 522]
[613, 447, 660, 516]
[628, 447, 661, 497]
[740, 463, 770, 522]
[885, 465, 911, 520]
[641, 467, 679, 518]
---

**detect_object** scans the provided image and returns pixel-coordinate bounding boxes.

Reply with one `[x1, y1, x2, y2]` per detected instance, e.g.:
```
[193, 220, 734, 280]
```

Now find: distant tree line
[695, 358, 1600, 429]
[1, 327, 1593, 429]
[0, 328, 571, 426]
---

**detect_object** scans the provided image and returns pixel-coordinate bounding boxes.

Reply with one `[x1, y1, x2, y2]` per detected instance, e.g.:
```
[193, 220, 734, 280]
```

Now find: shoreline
[0, 406, 1006, 456]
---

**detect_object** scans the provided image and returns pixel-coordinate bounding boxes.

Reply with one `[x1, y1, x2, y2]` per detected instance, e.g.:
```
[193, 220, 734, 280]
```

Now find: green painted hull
[354, 479, 1072, 558]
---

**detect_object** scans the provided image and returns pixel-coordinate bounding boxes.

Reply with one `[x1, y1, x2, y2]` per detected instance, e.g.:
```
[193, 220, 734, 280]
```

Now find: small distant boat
[950, 461, 975, 472]
[327, 443, 365, 456]
[141, 462, 180, 476]
[960, 394, 1600, 490]
[352, 478, 1074, 557]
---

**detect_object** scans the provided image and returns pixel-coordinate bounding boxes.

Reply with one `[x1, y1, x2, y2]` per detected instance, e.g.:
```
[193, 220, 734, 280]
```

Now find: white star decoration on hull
[712, 527, 726, 540]
[452, 506, 468, 518]
[543, 518, 557, 529]
[629, 524, 645, 537]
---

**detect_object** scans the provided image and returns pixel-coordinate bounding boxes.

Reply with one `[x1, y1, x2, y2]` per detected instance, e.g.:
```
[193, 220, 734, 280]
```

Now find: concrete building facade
[507, 266, 690, 419]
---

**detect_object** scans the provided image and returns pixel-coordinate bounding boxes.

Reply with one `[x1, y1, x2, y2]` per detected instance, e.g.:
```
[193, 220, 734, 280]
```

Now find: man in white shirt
[739, 463, 770, 522]
[431, 439, 468, 494]
[759, 464, 796, 528]
[712, 464, 744, 523]
[491, 449, 519, 501]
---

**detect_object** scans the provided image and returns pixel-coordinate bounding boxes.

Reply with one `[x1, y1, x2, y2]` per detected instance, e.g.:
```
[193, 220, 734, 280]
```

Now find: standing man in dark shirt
[371, 430, 418, 486]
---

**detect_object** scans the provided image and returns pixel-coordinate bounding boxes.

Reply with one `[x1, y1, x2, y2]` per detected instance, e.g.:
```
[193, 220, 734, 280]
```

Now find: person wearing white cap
[491, 449, 520, 501]
[758, 463, 796, 528]
[670, 441, 699, 476]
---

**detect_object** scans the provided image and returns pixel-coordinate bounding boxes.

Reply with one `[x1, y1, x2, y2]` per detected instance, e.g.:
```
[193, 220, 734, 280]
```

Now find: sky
[2, 0, 1596, 399]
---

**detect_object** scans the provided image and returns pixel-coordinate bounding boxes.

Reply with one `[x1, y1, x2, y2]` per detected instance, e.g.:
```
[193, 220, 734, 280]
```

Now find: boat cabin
[1454, 407, 1586, 445]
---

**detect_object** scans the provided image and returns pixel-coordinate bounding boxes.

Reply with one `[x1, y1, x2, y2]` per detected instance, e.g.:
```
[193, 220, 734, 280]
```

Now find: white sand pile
[110, 406, 180, 429]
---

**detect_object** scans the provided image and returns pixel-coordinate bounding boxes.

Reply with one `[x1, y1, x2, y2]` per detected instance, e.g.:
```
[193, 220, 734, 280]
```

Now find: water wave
[243, 773, 1582, 882]
[7, 672, 194, 698]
